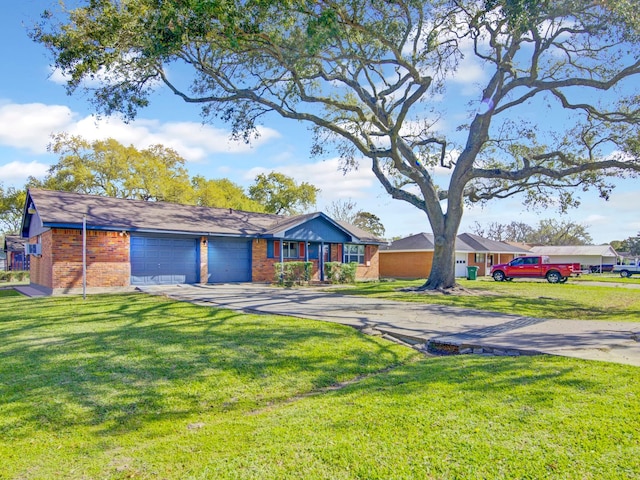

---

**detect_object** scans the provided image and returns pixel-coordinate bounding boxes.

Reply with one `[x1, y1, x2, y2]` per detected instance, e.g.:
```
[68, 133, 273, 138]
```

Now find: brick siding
[380, 251, 433, 279]
[30, 228, 130, 292]
[252, 240, 379, 282]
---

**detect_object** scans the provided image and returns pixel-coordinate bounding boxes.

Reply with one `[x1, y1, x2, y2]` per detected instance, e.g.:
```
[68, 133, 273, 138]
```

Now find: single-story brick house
[3, 235, 29, 271]
[528, 245, 619, 272]
[380, 232, 531, 279]
[21, 189, 382, 295]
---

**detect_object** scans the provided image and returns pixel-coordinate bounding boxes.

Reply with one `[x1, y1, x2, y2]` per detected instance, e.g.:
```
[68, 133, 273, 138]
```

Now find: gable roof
[21, 189, 382, 244]
[382, 232, 435, 251]
[381, 232, 531, 254]
[457, 233, 531, 254]
[529, 245, 619, 257]
[3, 235, 25, 252]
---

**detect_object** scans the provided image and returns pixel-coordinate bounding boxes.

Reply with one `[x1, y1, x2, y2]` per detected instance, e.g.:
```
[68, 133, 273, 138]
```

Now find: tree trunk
[419, 203, 464, 290]
[420, 231, 458, 290]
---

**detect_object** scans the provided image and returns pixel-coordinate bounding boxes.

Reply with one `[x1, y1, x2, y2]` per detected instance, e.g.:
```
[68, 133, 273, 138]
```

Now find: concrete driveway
[139, 283, 640, 367]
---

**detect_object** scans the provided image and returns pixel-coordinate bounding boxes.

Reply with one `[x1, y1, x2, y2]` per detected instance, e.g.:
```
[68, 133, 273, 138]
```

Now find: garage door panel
[208, 238, 251, 283]
[131, 235, 199, 285]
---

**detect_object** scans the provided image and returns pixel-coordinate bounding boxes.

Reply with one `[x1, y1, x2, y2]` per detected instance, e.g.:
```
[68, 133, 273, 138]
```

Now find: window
[282, 241, 299, 259]
[345, 244, 365, 264]
[474, 253, 486, 263]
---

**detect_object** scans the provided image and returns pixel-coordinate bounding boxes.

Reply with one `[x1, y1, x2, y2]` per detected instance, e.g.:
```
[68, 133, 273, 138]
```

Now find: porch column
[320, 242, 325, 281]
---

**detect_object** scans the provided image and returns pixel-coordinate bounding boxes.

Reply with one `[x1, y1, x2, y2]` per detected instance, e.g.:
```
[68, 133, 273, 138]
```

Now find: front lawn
[0, 293, 638, 479]
[340, 278, 640, 321]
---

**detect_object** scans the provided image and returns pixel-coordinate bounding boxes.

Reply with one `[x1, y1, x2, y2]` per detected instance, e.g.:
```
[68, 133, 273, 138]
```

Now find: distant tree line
[0, 134, 387, 238]
[472, 219, 640, 254]
[0, 134, 319, 234]
[471, 219, 593, 246]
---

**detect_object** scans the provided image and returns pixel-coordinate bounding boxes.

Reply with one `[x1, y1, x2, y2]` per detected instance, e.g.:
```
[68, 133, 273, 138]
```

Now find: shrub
[274, 262, 312, 286]
[324, 262, 358, 284]
[340, 262, 358, 284]
[0, 270, 29, 283]
[324, 262, 341, 284]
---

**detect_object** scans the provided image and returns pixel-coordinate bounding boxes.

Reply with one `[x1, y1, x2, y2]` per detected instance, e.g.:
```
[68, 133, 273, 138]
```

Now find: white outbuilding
[528, 245, 619, 272]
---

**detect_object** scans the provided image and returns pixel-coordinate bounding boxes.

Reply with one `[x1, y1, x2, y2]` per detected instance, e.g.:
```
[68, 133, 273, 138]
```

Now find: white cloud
[244, 157, 377, 203]
[0, 103, 76, 153]
[0, 161, 50, 185]
[0, 102, 280, 162]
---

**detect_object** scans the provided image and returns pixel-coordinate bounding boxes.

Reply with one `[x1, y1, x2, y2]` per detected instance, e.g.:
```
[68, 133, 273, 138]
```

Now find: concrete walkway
[140, 283, 640, 367]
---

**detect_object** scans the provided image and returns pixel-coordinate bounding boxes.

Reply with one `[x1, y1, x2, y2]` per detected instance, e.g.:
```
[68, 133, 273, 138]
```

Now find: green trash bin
[466, 266, 479, 280]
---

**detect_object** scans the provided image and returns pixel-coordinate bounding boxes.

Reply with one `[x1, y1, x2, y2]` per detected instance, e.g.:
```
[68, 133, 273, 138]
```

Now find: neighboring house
[20, 189, 382, 295]
[528, 245, 619, 272]
[380, 232, 531, 278]
[3, 235, 29, 271]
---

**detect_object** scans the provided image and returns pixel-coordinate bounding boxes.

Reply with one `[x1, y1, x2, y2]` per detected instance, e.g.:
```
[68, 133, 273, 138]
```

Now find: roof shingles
[25, 189, 382, 243]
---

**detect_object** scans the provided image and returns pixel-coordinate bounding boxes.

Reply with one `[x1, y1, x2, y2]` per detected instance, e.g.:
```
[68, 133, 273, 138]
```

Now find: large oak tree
[32, 0, 640, 289]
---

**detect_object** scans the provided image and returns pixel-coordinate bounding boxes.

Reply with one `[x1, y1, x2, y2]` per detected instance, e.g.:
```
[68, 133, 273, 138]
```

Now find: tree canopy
[471, 219, 593, 245]
[23, 134, 315, 217]
[611, 236, 640, 256]
[32, 0, 640, 289]
[248, 172, 319, 215]
[326, 198, 386, 237]
[30, 133, 193, 203]
[0, 185, 26, 234]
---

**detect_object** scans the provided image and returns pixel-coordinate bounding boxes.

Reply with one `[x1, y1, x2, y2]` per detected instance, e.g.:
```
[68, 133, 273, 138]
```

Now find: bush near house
[274, 261, 313, 286]
[0, 270, 29, 283]
[324, 261, 358, 284]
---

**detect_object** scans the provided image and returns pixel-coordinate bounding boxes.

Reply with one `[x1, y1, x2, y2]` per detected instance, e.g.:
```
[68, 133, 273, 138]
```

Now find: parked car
[490, 256, 580, 284]
[589, 264, 614, 273]
[612, 259, 640, 278]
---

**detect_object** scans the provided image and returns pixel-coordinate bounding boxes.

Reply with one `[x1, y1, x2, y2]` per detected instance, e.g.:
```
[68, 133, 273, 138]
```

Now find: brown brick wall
[29, 230, 53, 289]
[52, 229, 130, 290]
[30, 228, 130, 292]
[252, 239, 274, 282]
[379, 251, 433, 279]
[253, 241, 379, 282]
[356, 245, 379, 280]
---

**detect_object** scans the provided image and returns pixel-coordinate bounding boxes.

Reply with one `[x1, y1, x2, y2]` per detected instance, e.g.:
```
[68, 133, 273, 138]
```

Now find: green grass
[573, 273, 640, 283]
[338, 278, 640, 321]
[0, 289, 21, 298]
[1, 293, 639, 479]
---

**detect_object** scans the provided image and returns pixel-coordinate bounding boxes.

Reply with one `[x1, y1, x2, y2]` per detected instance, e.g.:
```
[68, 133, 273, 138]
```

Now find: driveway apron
[139, 283, 640, 367]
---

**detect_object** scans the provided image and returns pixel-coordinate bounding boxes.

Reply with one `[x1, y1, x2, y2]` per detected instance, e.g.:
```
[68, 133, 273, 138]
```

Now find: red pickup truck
[490, 256, 580, 284]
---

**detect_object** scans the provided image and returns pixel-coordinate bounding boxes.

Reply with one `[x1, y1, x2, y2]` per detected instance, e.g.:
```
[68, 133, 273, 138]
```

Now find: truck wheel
[620, 270, 631, 278]
[560, 277, 568, 283]
[493, 271, 506, 282]
[546, 271, 561, 284]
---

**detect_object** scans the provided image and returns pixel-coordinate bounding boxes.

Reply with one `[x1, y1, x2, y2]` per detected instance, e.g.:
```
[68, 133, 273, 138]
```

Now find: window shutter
[274, 240, 280, 258]
[299, 242, 305, 258]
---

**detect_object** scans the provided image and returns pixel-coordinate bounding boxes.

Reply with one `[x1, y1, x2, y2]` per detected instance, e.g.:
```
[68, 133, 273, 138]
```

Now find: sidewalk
[141, 283, 640, 367]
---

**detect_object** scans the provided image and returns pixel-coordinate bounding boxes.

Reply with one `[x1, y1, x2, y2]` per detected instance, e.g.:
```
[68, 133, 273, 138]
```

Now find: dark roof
[3, 235, 25, 252]
[381, 233, 435, 251]
[457, 233, 531, 254]
[382, 232, 531, 254]
[23, 189, 383, 243]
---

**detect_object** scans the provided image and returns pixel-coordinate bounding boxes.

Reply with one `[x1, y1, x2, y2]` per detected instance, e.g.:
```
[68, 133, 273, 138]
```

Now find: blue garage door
[131, 235, 199, 285]
[208, 237, 252, 283]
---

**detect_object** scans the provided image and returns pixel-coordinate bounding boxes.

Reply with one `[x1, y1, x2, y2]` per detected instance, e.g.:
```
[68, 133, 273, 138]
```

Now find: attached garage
[208, 237, 252, 283]
[455, 253, 468, 277]
[130, 235, 199, 285]
[22, 189, 383, 295]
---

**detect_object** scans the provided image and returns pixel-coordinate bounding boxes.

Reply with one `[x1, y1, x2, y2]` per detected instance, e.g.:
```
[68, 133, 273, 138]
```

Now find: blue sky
[1, 2, 638, 244]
